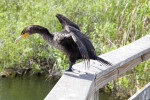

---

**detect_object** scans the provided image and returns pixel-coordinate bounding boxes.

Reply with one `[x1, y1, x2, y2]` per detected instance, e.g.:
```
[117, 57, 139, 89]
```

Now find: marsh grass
[0, 0, 150, 98]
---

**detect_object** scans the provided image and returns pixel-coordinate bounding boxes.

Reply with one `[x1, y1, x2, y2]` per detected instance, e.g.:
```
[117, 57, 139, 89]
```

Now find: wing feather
[70, 31, 89, 60]
[66, 26, 96, 55]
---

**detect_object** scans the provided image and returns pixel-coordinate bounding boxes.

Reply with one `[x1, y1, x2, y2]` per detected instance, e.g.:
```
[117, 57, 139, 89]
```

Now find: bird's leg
[65, 62, 74, 71]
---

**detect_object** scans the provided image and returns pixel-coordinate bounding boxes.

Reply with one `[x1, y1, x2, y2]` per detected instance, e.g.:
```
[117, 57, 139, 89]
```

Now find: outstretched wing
[56, 26, 89, 61]
[66, 27, 112, 66]
[54, 29, 89, 61]
[66, 26, 96, 55]
[70, 31, 89, 60]
[55, 14, 80, 30]
[55, 14, 95, 55]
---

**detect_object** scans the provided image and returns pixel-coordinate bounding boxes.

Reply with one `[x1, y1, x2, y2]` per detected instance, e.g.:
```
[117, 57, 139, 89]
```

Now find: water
[0, 76, 57, 100]
[0, 76, 119, 100]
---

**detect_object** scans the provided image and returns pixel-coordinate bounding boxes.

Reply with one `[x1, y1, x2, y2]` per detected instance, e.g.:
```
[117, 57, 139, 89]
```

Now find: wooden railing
[45, 34, 150, 100]
[128, 82, 150, 100]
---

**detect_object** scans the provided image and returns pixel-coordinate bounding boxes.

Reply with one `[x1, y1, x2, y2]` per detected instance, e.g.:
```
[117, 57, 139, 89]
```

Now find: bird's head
[15, 25, 45, 43]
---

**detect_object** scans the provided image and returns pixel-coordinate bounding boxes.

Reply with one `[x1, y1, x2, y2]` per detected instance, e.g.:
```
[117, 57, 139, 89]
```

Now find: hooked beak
[15, 33, 29, 43]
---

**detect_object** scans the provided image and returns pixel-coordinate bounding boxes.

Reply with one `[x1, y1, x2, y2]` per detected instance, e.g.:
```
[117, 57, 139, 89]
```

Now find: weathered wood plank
[45, 34, 150, 100]
[128, 82, 150, 100]
[88, 90, 99, 100]
[94, 57, 142, 92]
[45, 71, 95, 100]
[142, 50, 150, 61]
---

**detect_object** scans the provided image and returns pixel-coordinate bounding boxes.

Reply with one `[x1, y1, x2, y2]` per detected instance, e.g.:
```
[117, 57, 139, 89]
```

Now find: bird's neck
[38, 28, 54, 44]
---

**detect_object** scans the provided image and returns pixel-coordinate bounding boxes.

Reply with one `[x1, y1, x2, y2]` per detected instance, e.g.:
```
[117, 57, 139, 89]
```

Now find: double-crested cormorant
[15, 14, 112, 71]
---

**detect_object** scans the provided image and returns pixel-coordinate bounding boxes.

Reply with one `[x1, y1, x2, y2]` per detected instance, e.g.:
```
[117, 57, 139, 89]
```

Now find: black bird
[55, 14, 112, 68]
[15, 14, 112, 71]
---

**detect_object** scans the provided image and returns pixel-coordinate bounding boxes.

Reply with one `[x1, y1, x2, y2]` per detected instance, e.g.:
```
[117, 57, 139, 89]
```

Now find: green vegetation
[0, 0, 150, 99]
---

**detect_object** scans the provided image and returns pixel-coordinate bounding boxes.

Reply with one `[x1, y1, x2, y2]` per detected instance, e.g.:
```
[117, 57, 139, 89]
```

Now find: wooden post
[89, 90, 99, 100]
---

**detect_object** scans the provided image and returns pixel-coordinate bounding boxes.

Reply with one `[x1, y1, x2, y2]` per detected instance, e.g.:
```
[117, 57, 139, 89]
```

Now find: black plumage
[15, 14, 112, 71]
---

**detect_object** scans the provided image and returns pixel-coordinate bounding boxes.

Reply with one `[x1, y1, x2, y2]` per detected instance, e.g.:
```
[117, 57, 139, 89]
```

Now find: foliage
[0, 0, 150, 98]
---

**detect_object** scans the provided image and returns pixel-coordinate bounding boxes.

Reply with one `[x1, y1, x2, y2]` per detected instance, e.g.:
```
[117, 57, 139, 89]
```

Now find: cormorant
[15, 14, 112, 71]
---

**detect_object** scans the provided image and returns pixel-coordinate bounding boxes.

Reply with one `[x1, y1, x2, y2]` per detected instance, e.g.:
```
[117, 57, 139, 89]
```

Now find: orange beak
[15, 33, 29, 43]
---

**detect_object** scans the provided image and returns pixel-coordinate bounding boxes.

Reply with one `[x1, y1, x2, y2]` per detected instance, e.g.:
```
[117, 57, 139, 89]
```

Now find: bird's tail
[96, 56, 112, 66]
